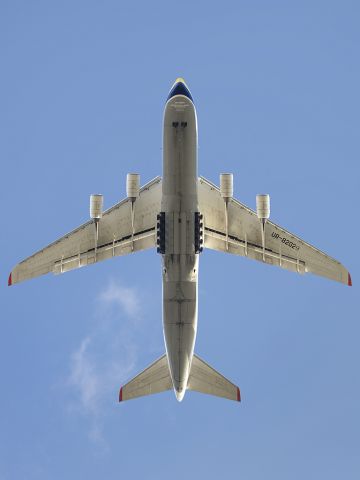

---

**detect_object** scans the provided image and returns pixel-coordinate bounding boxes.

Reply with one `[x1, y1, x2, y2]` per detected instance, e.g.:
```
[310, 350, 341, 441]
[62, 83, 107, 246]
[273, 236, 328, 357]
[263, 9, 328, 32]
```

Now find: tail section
[118, 353, 240, 402]
[119, 354, 172, 402]
[188, 354, 240, 402]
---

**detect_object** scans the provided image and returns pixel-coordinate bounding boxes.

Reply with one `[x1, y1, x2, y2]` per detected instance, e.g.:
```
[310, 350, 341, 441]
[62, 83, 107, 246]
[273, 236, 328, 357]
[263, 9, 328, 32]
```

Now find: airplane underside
[161, 89, 199, 401]
[9, 78, 351, 404]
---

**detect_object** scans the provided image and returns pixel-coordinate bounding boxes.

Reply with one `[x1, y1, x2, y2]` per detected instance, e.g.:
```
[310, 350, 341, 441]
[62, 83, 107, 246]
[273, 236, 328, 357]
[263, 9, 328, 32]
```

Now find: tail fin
[188, 354, 240, 402]
[119, 353, 240, 403]
[119, 354, 172, 402]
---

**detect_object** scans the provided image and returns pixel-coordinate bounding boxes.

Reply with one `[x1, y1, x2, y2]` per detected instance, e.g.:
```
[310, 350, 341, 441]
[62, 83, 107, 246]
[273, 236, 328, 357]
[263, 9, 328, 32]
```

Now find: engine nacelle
[220, 173, 233, 199]
[256, 194, 270, 220]
[126, 173, 140, 199]
[90, 194, 103, 219]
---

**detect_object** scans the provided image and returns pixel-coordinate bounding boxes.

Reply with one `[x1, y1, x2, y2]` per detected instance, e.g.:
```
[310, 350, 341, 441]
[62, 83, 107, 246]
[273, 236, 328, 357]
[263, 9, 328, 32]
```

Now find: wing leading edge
[9, 177, 162, 285]
[198, 177, 351, 286]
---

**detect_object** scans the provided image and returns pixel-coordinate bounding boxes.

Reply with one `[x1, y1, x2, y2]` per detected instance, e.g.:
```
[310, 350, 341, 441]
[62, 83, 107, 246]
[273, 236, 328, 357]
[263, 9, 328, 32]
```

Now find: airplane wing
[9, 177, 162, 285]
[198, 177, 351, 286]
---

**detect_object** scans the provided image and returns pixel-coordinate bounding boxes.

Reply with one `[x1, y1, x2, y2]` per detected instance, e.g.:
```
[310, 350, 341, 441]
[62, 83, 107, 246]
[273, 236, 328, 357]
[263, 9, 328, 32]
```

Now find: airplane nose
[167, 77, 194, 103]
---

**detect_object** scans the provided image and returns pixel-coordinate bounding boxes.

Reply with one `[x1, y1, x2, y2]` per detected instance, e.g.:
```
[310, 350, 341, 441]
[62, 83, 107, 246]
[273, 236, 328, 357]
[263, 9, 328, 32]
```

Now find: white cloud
[98, 282, 140, 318]
[68, 336, 99, 414]
[66, 280, 142, 443]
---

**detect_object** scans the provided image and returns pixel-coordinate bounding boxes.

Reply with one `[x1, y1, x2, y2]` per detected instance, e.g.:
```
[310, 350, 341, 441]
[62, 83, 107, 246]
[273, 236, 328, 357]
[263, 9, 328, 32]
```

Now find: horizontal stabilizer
[188, 354, 240, 402]
[119, 354, 172, 402]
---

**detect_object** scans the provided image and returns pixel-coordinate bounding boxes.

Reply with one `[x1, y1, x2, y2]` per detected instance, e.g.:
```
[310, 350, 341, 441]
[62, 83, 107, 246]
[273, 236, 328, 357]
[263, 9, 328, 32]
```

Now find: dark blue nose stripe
[167, 82, 194, 103]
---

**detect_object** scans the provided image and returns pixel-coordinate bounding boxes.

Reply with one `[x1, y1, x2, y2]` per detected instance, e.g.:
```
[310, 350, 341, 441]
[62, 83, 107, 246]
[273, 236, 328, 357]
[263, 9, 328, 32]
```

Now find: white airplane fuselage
[161, 83, 199, 401]
[10, 77, 349, 404]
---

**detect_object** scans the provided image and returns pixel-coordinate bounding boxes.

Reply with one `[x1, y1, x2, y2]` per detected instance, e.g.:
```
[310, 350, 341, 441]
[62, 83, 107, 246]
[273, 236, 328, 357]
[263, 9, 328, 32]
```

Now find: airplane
[9, 78, 352, 403]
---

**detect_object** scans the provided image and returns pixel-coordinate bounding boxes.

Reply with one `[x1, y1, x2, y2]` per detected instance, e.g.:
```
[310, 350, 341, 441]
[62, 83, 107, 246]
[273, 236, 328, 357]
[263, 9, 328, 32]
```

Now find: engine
[220, 173, 233, 200]
[90, 194, 103, 219]
[256, 194, 270, 220]
[126, 173, 140, 199]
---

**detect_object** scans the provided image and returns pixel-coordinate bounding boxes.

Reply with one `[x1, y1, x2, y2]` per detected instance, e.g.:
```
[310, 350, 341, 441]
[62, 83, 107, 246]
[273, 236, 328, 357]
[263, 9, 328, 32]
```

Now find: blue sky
[1, 1, 359, 478]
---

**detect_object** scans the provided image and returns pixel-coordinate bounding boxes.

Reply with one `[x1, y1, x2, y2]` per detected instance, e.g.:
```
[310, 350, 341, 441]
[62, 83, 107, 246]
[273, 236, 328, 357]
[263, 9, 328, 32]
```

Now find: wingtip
[119, 387, 123, 402]
[8, 273, 12, 286]
[237, 387, 241, 402]
[348, 273, 352, 287]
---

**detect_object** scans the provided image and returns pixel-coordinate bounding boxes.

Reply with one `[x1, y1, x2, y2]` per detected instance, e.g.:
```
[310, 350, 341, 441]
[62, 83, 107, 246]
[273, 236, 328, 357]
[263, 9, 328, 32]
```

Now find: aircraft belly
[161, 95, 199, 395]
[163, 257, 198, 392]
[162, 96, 198, 213]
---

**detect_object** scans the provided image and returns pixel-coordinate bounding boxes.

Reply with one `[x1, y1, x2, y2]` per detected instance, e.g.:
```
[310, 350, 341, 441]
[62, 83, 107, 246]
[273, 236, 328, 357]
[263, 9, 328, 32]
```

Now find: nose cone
[167, 77, 194, 103]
